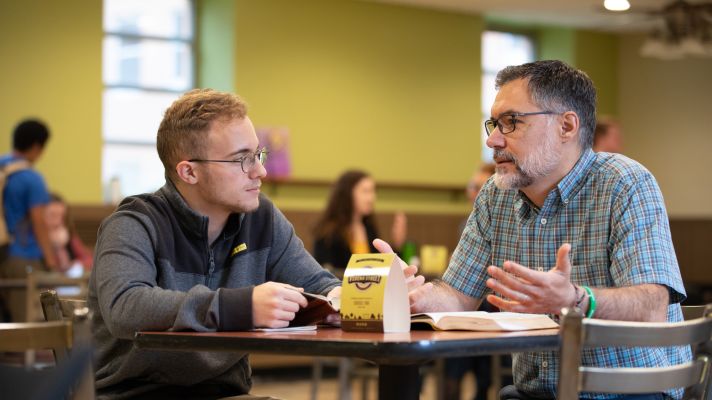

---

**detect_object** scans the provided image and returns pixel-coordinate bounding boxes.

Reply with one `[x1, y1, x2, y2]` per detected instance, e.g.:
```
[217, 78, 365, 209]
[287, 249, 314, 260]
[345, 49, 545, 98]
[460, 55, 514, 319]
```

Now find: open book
[411, 311, 558, 331]
[289, 292, 340, 327]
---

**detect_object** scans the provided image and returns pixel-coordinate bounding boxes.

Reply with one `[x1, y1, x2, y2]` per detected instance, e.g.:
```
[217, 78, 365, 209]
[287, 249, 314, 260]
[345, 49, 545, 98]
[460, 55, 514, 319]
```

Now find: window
[481, 31, 535, 162]
[102, 0, 194, 201]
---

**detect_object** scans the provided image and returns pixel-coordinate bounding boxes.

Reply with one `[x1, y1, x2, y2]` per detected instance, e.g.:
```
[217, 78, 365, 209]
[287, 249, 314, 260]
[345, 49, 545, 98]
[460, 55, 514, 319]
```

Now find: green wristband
[583, 285, 596, 318]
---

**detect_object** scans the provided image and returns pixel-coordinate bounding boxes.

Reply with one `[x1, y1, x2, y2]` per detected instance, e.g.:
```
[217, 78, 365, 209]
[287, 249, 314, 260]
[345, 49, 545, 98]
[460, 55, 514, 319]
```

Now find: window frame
[101, 0, 196, 200]
[480, 29, 536, 162]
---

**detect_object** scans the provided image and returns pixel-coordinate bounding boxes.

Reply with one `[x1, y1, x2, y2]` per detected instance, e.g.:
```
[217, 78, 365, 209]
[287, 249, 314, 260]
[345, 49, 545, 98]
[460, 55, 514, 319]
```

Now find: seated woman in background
[45, 193, 93, 276]
[313, 170, 406, 277]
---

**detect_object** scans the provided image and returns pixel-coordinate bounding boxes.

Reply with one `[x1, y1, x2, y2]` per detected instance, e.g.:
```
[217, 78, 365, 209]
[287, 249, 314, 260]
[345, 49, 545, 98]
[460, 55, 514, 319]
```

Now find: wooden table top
[135, 327, 560, 364]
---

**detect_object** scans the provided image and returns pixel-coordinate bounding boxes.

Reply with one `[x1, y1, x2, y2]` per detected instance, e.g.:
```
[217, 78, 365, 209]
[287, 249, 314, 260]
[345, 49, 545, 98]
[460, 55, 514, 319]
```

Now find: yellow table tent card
[340, 253, 410, 333]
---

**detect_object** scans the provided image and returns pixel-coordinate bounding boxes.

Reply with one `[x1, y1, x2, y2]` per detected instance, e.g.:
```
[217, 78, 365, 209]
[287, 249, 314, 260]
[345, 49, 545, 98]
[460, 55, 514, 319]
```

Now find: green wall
[574, 30, 618, 117]
[0, 0, 103, 203]
[538, 26, 619, 116]
[538, 27, 576, 64]
[197, 0, 236, 92]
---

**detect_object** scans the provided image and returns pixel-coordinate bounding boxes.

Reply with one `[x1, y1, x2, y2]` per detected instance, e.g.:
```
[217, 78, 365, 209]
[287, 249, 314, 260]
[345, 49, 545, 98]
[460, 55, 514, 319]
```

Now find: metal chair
[682, 305, 708, 321]
[557, 305, 712, 399]
[310, 357, 379, 400]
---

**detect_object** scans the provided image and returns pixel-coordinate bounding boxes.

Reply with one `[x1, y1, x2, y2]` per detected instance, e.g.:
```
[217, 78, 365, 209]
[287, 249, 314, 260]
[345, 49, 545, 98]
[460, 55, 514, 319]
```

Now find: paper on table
[253, 325, 318, 333]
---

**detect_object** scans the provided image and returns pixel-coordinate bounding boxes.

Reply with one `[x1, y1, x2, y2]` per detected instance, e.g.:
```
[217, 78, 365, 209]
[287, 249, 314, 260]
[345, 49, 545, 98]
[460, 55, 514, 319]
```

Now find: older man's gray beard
[492, 143, 561, 190]
[493, 150, 533, 189]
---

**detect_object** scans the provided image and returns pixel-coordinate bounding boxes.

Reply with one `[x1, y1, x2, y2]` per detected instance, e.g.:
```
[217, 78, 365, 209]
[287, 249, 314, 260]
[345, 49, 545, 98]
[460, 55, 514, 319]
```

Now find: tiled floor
[250, 366, 479, 400]
[0, 353, 482, 400]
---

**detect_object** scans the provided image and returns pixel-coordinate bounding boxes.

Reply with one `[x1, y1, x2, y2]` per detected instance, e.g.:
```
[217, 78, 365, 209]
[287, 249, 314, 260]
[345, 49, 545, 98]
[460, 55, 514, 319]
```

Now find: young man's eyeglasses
[484, 111, 556, 136]
[188, 148, 269, 173]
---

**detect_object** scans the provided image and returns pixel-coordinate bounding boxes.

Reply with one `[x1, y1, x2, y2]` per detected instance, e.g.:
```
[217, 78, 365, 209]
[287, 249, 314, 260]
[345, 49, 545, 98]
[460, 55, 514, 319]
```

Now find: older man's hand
[486, 243, 576, 315]
[372, 238, 425, 292]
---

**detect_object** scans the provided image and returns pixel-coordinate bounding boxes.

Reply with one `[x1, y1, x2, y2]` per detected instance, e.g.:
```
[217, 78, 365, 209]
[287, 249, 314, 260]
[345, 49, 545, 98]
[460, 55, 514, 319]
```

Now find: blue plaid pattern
[443, 149, 690, 400]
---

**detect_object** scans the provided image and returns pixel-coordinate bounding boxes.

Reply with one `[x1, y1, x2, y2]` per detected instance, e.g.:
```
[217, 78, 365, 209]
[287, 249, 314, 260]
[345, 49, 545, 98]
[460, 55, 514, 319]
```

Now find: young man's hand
[252, 282, 308, 328]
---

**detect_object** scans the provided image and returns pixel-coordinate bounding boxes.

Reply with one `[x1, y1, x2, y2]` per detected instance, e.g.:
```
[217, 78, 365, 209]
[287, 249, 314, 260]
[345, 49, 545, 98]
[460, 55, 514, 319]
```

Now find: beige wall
[1, 0, 708, 218]
[197, 0, 485, 213]
[618, 35, 712, 217]
[0, 0, 103, 203]
[231, 0, 484, 187]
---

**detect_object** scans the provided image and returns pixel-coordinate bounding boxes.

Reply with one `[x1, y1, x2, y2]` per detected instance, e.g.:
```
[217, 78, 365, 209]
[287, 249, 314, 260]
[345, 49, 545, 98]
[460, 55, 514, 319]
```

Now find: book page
[411, 311, 558, 331]
[412, 311, 488, 325]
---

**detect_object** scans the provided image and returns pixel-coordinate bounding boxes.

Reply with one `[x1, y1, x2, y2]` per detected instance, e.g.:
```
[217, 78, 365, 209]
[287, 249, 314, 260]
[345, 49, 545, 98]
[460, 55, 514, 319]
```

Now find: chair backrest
[683, 305, 708, 321]
[40, 289, 88, 363]
[0, 320, 73, 352]
[41, 289, 87, 321]
[39, 289, 95, 400]
[557, 305, 712, 400]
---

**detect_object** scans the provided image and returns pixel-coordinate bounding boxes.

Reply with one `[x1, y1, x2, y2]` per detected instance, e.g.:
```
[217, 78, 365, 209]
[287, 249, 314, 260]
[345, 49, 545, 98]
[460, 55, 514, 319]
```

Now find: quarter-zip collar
[158, 179, 244, 242]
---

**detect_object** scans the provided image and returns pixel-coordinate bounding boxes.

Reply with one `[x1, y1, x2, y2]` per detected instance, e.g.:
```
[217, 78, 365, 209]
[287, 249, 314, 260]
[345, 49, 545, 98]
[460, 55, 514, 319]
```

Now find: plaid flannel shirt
[443, 149, 690, 399]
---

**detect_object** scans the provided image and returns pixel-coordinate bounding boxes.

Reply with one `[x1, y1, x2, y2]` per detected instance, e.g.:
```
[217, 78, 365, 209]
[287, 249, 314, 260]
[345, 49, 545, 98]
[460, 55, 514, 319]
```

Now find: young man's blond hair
[157, 89, 248, 181]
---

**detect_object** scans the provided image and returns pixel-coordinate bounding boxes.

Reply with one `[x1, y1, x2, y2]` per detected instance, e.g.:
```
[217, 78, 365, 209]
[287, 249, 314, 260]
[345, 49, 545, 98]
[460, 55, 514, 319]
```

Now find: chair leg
[24, 267, 37, 366]
[489, 355, 502, 400]
[311, 358, 323, 400]
[339, 357, 352, 400]
[360, 377, 369, 400]
[434, 359, 446, 400]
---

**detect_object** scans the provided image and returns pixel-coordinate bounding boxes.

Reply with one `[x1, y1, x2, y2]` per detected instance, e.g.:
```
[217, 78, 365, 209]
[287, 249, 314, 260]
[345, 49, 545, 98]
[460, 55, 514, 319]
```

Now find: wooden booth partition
[69, 205, 712, 298]
[669, 219, 712, 305]
[70, 205, 467, 261]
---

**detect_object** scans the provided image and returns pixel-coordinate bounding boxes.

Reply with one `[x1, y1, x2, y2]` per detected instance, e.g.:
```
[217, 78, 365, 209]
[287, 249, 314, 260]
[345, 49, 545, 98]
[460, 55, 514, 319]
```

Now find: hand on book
[288, 288, 341, 327]
[253, 282, 308, 329]
[486, 243, 576, 316]
[372, 238, 425, 292]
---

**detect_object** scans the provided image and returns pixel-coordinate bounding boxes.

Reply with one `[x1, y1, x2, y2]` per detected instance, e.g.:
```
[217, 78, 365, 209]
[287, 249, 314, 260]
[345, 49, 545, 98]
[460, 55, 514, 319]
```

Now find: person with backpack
[0, 118, 58, 322]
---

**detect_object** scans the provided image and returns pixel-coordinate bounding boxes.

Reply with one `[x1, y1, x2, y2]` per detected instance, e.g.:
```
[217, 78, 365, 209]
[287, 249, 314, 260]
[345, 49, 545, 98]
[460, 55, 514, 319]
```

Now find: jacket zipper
[206, 247, 215, 287]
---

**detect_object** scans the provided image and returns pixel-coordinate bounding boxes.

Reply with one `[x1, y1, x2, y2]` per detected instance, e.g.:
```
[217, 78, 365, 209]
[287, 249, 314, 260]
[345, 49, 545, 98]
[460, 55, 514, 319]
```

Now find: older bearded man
[387, 60, 689, 400]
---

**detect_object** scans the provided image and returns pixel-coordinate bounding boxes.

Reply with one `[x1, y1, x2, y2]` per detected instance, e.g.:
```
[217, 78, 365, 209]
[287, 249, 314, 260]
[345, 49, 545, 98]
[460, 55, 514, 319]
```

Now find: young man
[89, 89, 343, 399]
[0, 119, 58, 322]
[405, 60, 688, 400]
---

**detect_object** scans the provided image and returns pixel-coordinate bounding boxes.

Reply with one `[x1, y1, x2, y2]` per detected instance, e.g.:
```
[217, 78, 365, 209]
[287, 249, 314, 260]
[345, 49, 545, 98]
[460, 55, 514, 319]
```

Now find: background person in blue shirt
[0, 119, 58, 321]
[399, 60, 689, 400]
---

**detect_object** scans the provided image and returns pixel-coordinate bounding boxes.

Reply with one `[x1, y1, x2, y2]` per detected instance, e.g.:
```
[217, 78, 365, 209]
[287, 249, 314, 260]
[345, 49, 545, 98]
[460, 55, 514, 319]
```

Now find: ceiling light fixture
[604, 0, 631, 12]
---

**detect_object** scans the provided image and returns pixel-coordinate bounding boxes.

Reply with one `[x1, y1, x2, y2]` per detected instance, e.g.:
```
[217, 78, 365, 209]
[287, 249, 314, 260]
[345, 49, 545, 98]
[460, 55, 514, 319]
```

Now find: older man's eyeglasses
[188, 148, 269, 173]
[484, 111, 556, 136]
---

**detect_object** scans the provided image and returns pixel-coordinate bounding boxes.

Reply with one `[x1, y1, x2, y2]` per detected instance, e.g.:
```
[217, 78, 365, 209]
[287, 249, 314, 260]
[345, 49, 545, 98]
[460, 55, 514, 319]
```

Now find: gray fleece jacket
[88, 181, 340, 399]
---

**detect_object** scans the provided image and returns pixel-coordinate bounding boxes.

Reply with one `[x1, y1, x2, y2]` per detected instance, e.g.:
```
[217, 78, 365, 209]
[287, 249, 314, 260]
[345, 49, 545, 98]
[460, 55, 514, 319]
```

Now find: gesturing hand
[372, 238, 425, 292]
[252, 282, 309, 328]
[485, 243, 576, 315]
